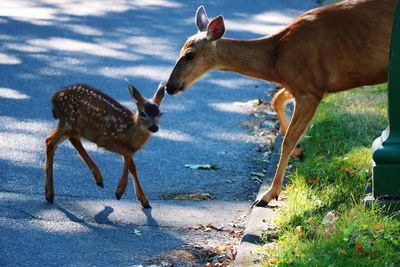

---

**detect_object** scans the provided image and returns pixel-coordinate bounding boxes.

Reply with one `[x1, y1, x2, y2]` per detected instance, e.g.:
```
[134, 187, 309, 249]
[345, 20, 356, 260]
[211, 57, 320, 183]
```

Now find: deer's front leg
[254, 93, 320, 207]
[45, 128, 68, 203]
[127, 157, 151, 209]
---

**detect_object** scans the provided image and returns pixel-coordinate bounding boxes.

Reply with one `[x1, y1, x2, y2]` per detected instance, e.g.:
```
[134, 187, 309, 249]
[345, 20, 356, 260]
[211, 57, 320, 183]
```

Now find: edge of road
[234, 135, 283, 266]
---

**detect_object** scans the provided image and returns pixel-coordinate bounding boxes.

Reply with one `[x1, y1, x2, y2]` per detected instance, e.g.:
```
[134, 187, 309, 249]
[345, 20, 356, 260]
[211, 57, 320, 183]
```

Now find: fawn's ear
[196, 5, 209, 32]
[126, 79, 145, 105]
[207, 16, 225, 41]
[152, 82, 165, 105]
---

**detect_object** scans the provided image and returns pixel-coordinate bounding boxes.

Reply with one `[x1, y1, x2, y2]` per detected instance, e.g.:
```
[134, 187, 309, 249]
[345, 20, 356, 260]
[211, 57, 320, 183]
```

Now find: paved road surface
[0, 1, 315, 266]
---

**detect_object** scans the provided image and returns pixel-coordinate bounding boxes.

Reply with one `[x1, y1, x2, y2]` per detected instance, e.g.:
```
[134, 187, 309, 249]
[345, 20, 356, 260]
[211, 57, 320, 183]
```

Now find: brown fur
[166, 0, 395, 206]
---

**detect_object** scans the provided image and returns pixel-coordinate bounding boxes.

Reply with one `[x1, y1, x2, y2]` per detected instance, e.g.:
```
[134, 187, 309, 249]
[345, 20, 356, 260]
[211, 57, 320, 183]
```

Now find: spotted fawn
[45, 80, 165, 209]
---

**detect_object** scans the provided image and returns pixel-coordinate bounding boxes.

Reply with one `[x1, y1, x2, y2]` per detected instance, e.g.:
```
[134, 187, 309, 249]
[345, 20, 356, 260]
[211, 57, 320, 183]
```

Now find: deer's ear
[126, 79, 145, 105]
[196, 5, 209, 32]
[207, 16, 225, 41]
[152, 82, 165, 105]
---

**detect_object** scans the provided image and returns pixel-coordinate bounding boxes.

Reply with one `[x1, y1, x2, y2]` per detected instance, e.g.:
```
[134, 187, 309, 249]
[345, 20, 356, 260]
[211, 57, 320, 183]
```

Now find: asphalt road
[0, 1, 315, 266]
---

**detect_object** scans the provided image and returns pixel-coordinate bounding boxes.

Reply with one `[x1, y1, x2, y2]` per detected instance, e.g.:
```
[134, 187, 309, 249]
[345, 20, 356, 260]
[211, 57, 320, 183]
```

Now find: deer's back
[52, 84, 134, 142]
[274, 0, 395, 96]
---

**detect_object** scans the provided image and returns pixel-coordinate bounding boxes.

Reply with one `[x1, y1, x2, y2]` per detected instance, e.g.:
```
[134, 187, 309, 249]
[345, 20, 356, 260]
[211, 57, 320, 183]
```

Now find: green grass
[260, 85, 400, 267]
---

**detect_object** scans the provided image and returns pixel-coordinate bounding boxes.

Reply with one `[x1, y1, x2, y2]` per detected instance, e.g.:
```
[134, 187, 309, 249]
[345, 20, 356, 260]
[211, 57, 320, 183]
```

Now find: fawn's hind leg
[69, 137, 104, 188]
[45, 128, 68, 203]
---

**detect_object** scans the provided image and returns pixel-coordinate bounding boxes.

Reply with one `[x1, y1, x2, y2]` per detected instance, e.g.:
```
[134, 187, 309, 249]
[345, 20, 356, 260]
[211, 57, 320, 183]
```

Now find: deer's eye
[185, 51, 195, 60]
[139, 111, 147, 118]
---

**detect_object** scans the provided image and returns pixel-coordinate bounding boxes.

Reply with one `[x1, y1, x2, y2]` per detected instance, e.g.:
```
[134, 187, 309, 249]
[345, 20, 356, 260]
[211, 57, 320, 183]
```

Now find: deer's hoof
[298, 150, 305, 161]
[97, 181, 104, 188]
[252, 199, 268, 208]
[115, 192, 122, 200]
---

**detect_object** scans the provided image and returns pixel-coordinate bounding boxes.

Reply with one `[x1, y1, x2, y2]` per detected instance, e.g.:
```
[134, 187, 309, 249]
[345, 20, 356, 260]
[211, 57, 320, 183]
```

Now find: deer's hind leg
[254, 93, 321, 207]
[272, 88, 304, 159]
[69, 137, 104, 188]
[45, 127, 69, 203]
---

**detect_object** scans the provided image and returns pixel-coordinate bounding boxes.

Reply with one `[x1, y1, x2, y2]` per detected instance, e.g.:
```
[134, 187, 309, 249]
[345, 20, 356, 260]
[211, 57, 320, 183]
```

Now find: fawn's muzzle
[148, 124, 159, 133]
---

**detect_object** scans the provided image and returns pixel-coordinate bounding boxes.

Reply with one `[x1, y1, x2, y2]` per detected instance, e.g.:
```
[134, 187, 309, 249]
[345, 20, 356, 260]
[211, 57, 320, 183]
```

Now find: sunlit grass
[260, 85, 400, 266]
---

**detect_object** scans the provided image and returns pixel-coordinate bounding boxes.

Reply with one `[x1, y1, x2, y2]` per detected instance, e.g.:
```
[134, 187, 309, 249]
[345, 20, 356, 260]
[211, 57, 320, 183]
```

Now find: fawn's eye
[139, 111, 147, 118]
[185, 51, 195, 61]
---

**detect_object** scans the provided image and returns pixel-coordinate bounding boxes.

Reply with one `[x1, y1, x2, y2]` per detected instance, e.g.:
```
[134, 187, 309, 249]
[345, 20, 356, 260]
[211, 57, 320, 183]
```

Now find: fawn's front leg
[69, 137, 104, 188]
[126, 156, 151, 209]
[115, 160, 129, 200]
[45, 128, 68, 203]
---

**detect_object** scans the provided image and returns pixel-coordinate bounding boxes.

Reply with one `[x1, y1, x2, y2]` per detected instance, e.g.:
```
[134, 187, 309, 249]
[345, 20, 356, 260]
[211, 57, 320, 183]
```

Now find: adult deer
[45, 81, 165, 209]
[166, 1, 395, 207]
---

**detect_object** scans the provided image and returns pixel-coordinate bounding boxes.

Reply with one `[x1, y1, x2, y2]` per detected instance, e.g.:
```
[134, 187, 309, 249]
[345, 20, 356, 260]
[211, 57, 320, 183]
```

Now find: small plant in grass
[260, 85, 400, 266]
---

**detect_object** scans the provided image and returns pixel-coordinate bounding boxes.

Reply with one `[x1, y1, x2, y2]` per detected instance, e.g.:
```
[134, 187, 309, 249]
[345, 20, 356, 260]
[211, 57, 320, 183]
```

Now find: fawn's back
[52, 84, 150, 152]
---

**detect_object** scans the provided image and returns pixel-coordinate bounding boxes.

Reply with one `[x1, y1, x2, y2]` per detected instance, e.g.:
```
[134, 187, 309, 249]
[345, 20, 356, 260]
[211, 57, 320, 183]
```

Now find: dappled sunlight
[62, 24, 103, 36]
[0, 116, 52, 166]
[98, 65, 171, 81]
[0, 0, 182, 24]
[207, 77, 259, 89]
[0, 88, 30, 100]
[125, 36, 178, 61]
[29, 38, 137, 60]
[207, 131, 256, 143]
[32, 218, 92, 233]
[155, 128, 193, 142]
[209, 102, 249, 114]
[0, 53, 22, 65]
[226, 11, 299, 36]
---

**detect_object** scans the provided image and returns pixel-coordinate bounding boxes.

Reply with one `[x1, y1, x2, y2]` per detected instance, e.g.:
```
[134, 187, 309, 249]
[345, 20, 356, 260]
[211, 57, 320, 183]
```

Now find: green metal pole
[372, 0, 400, 200]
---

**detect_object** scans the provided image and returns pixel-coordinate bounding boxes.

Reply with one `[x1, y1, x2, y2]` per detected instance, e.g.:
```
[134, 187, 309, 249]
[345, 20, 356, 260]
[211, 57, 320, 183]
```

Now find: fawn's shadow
[142, 207, 158, 227]
[94, 206, 114, 224]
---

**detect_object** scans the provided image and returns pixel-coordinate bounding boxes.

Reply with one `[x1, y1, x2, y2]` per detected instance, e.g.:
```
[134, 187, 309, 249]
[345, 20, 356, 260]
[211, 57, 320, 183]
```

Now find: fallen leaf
[342, 167, 356, 174]
[307, 175, 318, 185]
[250, 172, 265, 177]
[355, 241, 364, 253]
[162, 192, 214, 201]
[234, 99, 263, 107]
[374, 223, 385, 231]
[296, 226, 303, 237]
[268, 257, 279, 264]
[263, 110, 277, 116]
[322, 211, 337, 225]
[132, 229, 142, 236]
[340, 249, 348, 255]
[185, 164, 219, 170]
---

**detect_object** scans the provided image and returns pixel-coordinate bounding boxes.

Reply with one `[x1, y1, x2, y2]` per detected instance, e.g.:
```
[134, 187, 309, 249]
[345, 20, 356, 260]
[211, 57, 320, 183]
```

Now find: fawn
[166, 1, 395, 207]
[45, 80, 165, 209]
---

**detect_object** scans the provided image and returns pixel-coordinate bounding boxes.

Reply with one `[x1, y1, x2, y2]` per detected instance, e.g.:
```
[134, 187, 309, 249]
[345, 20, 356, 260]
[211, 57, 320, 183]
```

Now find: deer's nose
[148, 124, 159, 133]
[166, 82, 176, 95]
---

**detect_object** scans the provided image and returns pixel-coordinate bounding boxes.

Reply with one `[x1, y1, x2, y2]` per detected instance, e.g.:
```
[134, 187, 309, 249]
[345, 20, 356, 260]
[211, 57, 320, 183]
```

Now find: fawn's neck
[215, 37, 279, 83]
[129, 114, 151, 151]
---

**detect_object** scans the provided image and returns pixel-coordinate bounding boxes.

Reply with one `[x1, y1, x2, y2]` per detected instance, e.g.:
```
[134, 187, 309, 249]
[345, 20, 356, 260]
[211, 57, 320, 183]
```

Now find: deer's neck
[215, 37, 279, 83]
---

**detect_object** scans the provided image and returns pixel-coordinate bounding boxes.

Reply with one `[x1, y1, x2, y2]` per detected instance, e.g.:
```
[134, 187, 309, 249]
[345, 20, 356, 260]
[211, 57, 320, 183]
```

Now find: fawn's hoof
[142, 202, 152, 209]
[46, 196, 54, 204]
[252, 199, 268, 208]
[115, 192, 122, 200]
[97, 181, 104, 188]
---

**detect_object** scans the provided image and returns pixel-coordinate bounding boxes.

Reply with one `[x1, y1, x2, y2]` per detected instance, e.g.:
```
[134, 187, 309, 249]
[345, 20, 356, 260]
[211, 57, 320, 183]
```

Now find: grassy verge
[259, 85, 400, 267]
